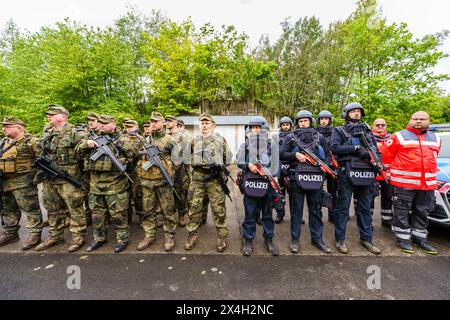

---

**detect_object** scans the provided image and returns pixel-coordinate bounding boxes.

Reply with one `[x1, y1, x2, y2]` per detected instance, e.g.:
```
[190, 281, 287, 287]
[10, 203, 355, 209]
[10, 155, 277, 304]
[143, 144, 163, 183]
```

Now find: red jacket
[384, 126, 441, 190]
[373, 130, 391, 181]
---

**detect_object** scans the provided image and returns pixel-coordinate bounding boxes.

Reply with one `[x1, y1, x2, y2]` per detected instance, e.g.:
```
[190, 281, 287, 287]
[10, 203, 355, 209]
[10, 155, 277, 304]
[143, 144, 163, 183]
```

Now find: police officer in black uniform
[316, 110, 338, 223]
[237, 116, 280, 257]
[280, 110, 332, 254]
[273, 116, 294, 224]
[330, 102, 382, 255]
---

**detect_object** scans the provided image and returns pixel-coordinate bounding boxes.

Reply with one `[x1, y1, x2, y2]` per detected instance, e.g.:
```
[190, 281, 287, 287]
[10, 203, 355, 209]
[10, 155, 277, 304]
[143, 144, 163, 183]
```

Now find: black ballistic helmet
[294, 110, 315, 126]
[248, 116, 269, 132]
[341, 102, 365, 119]
[279, 116, 293, 127]
[317, 110, 333, 124]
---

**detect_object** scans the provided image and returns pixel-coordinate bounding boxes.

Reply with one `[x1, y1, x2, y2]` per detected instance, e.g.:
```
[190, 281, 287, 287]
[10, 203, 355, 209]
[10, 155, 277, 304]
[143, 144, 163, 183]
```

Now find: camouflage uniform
[136, 113, 176, 244]
[186, 115, 233, 240]
[76, 117, 138, 244]
[37, 107, 87, 247]
[169, 127, 192, 225]
[80, 112, 101, 225]
[122, 120, 144, 224]
[0, 117, 43, 246]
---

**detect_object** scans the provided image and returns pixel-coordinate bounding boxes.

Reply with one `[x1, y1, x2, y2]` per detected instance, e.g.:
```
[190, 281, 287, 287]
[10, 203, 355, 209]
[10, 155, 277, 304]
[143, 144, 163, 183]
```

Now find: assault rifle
[132, 133, 181, 200]
[354, 131, 388, 181]
[202, 151, 234, 202]
[89, 133, 133, 183]
[33, 155, 83, 189]
[255, 160, 285, 208]
[296, 144, 338, 179]
[255, 160, 283, 195]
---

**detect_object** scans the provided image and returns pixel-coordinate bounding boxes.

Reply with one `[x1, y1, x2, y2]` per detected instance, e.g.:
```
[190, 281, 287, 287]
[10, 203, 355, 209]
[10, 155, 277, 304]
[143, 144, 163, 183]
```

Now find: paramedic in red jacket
[384, 111, 441, 254]
[371, 118, 394, 228]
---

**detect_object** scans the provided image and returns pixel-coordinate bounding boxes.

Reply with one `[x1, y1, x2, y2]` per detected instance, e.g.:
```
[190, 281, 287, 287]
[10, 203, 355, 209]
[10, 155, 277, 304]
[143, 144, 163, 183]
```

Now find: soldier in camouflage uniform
[184, 113, 233, 252]
[123, 119, 144, 227]
[77, 115, 138, 253]
[0, 117, 43, 250]
[136, 112, 177, 252]
[165, 115, 191, 227]
[143, 120, 163, 228]
[143, 121, 151, 137]
[77, 112, 101, 227]
[35, 105, 88, 252]
[199, 119, 223, 226]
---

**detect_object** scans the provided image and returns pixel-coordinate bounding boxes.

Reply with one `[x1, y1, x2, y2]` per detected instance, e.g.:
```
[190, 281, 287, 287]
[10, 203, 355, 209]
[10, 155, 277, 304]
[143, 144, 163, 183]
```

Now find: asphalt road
[0, 253, 449, 300]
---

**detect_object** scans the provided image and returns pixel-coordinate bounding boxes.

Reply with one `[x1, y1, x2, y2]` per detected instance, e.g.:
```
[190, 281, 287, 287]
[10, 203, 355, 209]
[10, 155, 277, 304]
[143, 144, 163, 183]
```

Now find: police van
[429, 124, 450, 227]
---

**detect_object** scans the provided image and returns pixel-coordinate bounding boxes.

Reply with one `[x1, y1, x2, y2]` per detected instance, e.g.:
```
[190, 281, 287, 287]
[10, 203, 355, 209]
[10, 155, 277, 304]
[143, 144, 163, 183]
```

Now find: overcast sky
[1, 0, 449, 93]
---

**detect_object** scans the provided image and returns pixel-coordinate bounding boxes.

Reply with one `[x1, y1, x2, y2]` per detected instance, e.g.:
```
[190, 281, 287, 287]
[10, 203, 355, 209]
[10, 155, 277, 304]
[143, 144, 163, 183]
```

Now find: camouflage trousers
[89, 190, 130, 242]
[186, 178, 229, 238]
[1, 186, 43, 236]
[174, 164, 190, 218]
[43, 182, 87, 241]
[142, 180, 176, 238]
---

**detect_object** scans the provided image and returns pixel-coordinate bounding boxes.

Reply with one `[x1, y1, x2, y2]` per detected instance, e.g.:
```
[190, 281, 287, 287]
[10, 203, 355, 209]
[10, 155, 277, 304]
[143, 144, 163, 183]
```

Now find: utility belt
[343, 157, 376, 187]
[289, 163, 324, 191]
[0, 158, 34, 174]
[192, 166, 212, 174]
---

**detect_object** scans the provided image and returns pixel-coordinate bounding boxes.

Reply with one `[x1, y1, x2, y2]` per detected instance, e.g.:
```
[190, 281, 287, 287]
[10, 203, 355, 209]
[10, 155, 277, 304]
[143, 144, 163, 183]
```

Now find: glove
[355, 146, 370, 159]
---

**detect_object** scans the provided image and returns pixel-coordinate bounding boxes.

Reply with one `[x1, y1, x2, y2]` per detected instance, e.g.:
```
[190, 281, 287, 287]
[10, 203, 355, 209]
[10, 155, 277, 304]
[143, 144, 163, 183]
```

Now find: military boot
[264, 238, 279, 256]
[216, 237, 227, 252]
[242, 239, 253, 257]
[184, 232, 198, 250]
[114, 240, 128, 253]
[86, 240, 107, 252]
[22, 234, 41, 250]
[164, 234, 175, 252]
[68, 238, 85, 253]
[0, 233, 19, 247]
[35, 238, 64, 251]
[137, 235, 156, 251]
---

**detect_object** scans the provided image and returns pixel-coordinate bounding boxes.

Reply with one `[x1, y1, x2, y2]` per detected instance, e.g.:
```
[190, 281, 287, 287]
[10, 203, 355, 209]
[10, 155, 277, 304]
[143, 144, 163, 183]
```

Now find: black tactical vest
[338, 123, 376, 187]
